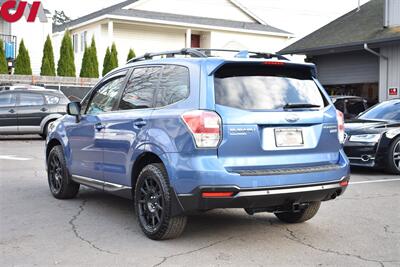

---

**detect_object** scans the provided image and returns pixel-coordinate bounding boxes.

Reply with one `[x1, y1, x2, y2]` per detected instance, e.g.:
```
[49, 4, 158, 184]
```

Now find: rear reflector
[202, 192, 234, 198]
[336, 110, 345, 144]
[262, 61, 285, 66]
[340, 180, 349, 187]
[182, 110, 221, 148]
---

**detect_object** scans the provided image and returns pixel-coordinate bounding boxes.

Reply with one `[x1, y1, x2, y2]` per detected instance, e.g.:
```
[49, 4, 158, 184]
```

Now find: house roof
[279, 0, 400, 55]
[52, 0, 291, 36]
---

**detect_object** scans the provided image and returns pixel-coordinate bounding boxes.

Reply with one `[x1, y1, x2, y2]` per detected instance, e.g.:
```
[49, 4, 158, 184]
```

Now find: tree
[0, 40, 8, 74]
[53, 10, 71, 26]
[14, 39, 32, 75]
[57, 31, 75, 77]
[79, 46, 90, 77]
[126, 48, 136, 61]
[88, 37, 99, 78]
[102, 46, 111, 76]
[110, 42, 118, 70]
[40, 35, 56, 76]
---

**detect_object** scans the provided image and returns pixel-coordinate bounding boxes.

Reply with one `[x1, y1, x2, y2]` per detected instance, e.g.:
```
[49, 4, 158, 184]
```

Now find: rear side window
[0, 93, 16, 107]
[45, 95, 60, 105]
[119, 67, 162, 110]
[19, 93, 44, 106]
[347, 100, 366, 115]
[155, 65, 189, 107]
[214, 63, 326, 110]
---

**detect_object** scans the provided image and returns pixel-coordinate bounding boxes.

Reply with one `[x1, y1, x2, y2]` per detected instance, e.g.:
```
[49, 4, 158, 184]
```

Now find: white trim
[56, 14, 293, 38]
[349, 178, 400, 185]
[228, 0, 268, 25]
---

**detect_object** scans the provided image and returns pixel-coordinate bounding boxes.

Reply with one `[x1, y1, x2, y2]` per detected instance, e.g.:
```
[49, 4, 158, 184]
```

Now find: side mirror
[67, 102, 81, 122]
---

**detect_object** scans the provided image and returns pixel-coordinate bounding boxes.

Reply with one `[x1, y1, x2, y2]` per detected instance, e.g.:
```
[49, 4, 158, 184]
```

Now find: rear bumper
[174, 178, 349, 214]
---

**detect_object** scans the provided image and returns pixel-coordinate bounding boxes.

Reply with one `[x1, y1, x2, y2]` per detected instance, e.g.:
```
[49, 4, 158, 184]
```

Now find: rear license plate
[274, 128, 304, 147]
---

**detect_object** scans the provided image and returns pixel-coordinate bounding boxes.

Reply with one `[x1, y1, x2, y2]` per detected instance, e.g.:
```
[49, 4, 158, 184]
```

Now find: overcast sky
[41, 0, 370, 40]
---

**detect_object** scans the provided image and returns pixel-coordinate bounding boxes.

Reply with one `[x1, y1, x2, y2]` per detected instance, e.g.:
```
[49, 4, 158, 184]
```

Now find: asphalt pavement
[0, 135, 399, 267]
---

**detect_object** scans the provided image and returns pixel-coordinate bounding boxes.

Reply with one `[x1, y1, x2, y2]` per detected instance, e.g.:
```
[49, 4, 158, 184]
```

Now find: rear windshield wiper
[283, 103, 320, 109]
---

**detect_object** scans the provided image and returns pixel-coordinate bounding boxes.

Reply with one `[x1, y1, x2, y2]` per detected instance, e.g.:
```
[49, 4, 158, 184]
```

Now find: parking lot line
[350, 178, 400, 185]
[0, 155, 33, 161]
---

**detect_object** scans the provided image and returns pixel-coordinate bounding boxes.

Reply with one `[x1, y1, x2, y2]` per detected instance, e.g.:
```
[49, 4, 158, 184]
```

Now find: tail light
[336, 110, 345, 144]
[181, 110, 221, 148]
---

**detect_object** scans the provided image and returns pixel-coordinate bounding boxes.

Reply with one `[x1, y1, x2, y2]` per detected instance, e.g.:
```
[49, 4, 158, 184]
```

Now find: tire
[47, 145, 80, 199]
[275, 201, 321, 223]
[134, 163, 187, 240]
[385, 137, 400, 174]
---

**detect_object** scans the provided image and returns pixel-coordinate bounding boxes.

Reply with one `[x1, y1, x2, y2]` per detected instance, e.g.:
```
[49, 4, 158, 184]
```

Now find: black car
[331, 96, 369, 120]
[0, 89, 69, 138]
[344, 99, 400, 174]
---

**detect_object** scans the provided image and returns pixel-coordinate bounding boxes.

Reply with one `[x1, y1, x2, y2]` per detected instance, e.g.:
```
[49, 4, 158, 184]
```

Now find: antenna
[357, 0, 361, 12]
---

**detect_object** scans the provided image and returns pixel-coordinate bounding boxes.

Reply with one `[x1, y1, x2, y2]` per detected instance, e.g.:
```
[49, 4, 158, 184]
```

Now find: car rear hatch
[213, 62, 341, 174]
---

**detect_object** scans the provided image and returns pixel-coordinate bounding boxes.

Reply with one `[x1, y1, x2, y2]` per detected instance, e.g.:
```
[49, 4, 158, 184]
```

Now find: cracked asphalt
[1, 136, 399, 267]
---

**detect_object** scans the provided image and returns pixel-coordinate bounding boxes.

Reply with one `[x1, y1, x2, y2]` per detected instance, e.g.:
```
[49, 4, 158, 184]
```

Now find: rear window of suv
[214, 63, 327, 110]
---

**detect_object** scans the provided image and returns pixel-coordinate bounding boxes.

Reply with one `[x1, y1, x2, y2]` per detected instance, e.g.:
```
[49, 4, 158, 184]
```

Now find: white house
[52, 0, 293, 76]
[0, 2, 52, 74]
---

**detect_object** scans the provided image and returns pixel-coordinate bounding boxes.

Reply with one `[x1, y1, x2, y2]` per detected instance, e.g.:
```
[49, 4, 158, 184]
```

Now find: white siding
[379, 44, 400, 101]
[311, 51, 379, 85]
[113, 23, 186, 66]
[124, 0, 255, 22]
[209, 31, 290, 53]
[386, 0, 400, 27]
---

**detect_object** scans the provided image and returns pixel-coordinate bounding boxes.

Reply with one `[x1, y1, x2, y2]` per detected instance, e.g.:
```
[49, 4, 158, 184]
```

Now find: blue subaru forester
[46, 48, 350, 240]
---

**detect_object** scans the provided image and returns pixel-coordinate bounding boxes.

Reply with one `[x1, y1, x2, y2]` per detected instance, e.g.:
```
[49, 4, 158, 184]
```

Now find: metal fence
[0, 74, 98, 100]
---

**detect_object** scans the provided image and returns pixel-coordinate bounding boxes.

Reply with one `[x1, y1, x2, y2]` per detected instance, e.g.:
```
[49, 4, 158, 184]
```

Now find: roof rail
[194, 48, 289, 60]
[127, 48, 289, 64]
[127, 48, 207, 63]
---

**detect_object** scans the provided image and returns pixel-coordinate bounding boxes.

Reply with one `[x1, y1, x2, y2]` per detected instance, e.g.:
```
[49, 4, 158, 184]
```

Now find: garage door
[311, 50, 379, 85]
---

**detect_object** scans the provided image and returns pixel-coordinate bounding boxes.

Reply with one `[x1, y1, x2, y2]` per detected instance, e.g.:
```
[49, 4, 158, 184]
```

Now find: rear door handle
[8, 109, 15, 114]
[133, 119, 147, 128]
[95, 123, 105, 131]
[40, 107, 48, 112]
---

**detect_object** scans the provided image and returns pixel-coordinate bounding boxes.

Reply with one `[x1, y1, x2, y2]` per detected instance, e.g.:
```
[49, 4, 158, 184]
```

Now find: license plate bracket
[274, 128, 304, 147]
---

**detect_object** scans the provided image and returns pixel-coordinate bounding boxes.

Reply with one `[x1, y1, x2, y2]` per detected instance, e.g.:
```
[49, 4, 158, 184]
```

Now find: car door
[101, 66, 162, 187]
[66, 72, 128, 181]
[0, 92, 17, 134]
[16, 92, 47, 133]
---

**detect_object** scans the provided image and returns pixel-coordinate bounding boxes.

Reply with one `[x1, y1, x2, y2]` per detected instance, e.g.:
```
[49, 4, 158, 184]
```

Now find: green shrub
[126, 48, 136, 61]
[89, 37, 99, 78]
[14, 39, 32, 75]
[102, 46, 111, 76]
[40, 35, 56, 76]
[109, 42, 118, 70]
[0, 40, 8, 74]
[57, 31, 76, 77]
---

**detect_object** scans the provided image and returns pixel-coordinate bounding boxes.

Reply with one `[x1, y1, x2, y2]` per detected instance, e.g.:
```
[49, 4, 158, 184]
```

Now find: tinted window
[346, 100, 366, 115]
[334, 99, 344, 112]
[45, 95, 60, 105]
[359, 101, 400, 121]
[86, 76, 125, 115]
[118, 67, 162, 110]
[19, 93, 44, 106]
[214, 64, 326, 110]
[155, 65, 189, 107]
[0, 93, 16, 107]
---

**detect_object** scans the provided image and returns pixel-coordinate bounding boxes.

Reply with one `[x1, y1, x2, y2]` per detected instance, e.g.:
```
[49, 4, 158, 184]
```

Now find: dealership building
[280, 0, 400, 103]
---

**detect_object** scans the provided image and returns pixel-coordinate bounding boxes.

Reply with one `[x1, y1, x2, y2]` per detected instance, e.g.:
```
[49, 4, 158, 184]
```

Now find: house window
[191, 34, 201, 48]
[73, 34, 78, 53]
[80, 31, 87, 51]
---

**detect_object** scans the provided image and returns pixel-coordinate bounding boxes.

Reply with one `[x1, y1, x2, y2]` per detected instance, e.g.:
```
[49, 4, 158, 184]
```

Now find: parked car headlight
[349, 134, 381, 143]
[386, 128, 400, 139]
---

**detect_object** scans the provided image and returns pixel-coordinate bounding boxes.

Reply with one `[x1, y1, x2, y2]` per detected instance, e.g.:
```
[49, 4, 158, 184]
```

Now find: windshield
[358, 101, 400, 121]
[214, 63, 326, 110]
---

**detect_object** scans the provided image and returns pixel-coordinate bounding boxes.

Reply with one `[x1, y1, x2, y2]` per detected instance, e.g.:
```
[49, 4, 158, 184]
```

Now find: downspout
[363, 43, 389, 101]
